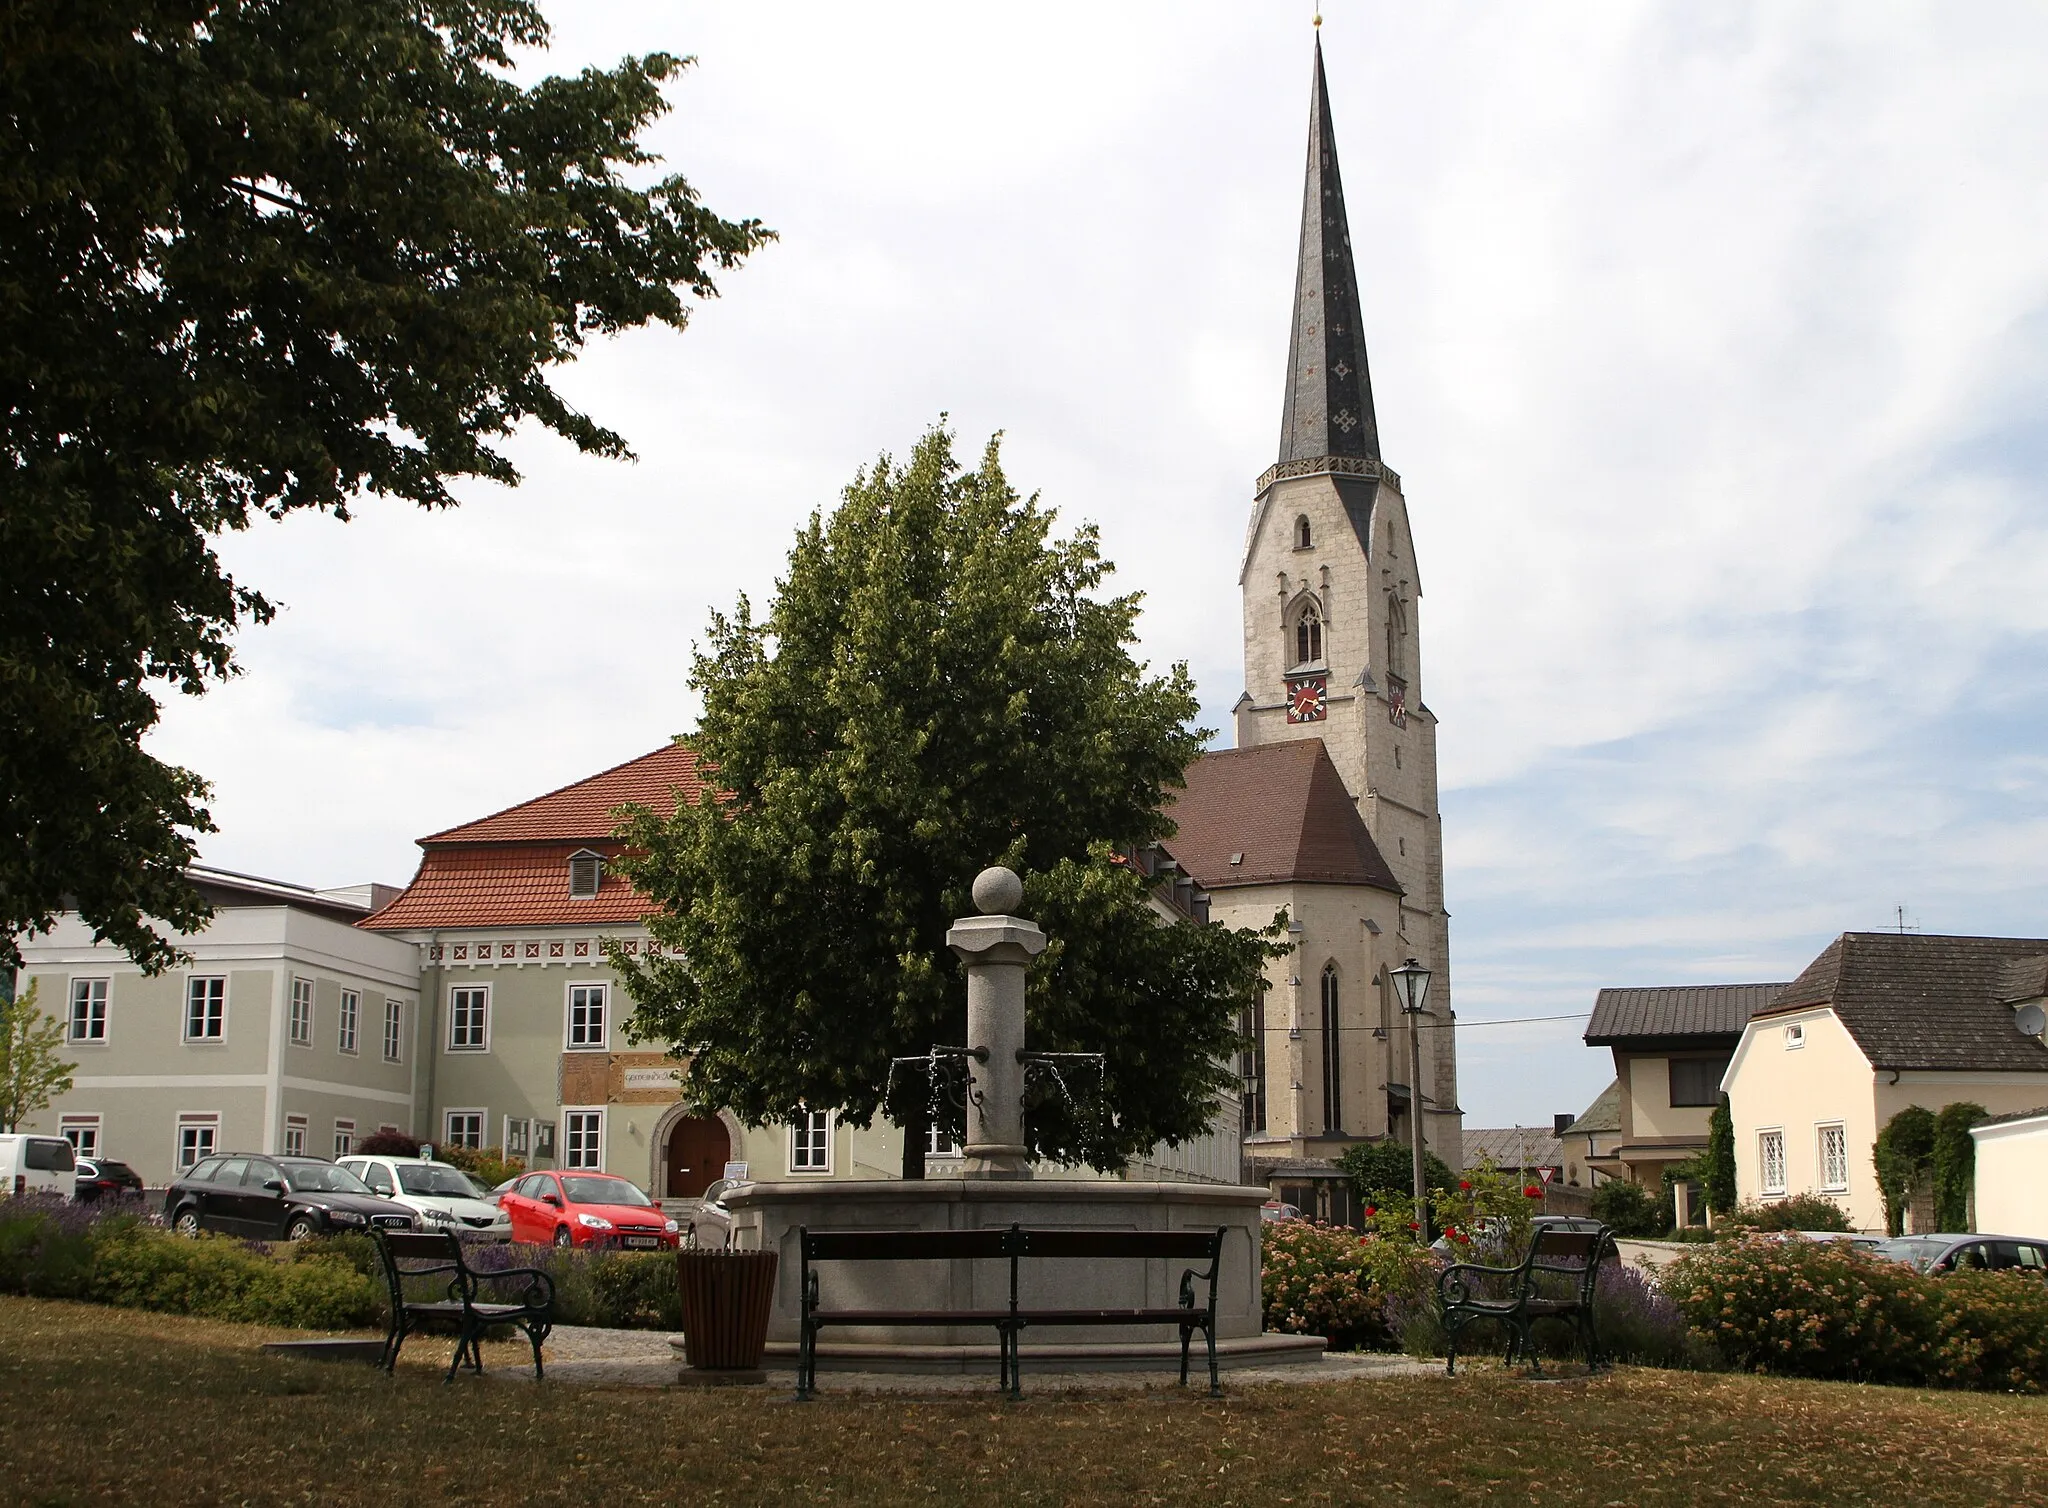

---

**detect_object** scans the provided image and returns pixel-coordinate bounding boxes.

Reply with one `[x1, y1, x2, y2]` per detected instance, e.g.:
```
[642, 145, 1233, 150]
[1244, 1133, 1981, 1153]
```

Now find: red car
[499, 1170, 681, 1251]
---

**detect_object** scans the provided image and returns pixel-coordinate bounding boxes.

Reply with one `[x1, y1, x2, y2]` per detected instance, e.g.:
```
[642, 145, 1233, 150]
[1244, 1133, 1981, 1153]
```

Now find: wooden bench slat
[809, 1310, 1016, 1326]
[1016, 1229, 1220, 1260]
[803, 1229, 1015, 1261]
[1013, 1308, 1202, 1324]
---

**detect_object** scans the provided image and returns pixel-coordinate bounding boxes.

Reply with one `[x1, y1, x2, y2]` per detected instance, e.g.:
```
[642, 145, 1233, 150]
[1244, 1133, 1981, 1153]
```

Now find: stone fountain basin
[723, 1178, 1322, 1373]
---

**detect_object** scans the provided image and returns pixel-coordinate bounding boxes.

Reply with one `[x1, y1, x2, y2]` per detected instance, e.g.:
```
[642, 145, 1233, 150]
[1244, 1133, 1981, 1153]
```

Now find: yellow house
[1723, 933, 2048, 1233]
[1584, 982, 1788, 1225]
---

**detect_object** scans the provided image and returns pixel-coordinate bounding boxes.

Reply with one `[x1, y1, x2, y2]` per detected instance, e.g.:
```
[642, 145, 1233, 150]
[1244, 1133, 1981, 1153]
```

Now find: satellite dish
[2017, 1003, 2047, 1039]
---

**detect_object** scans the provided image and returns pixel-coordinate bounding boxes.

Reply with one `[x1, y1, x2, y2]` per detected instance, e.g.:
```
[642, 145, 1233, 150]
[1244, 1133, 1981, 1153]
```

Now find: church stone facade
[1165, 39, 1461, 1203]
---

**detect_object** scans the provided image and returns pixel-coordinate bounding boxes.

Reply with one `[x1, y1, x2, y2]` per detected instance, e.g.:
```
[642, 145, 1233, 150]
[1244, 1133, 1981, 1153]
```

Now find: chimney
[1552, 1113, 1575, 1139]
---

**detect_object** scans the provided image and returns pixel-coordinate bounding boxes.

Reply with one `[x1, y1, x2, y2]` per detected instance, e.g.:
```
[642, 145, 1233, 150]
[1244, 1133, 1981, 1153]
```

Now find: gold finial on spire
[1313, 11, 1322, 26]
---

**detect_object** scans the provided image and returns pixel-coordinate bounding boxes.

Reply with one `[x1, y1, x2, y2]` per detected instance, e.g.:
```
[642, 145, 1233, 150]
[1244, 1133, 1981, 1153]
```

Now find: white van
[0, 1134, 77, 1199]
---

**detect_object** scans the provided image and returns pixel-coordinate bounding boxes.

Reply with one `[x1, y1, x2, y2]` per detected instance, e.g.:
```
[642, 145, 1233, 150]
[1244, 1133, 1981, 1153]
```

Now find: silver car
[683, 1178, 746, 1248]
[1872, 1233, 2048, 1273]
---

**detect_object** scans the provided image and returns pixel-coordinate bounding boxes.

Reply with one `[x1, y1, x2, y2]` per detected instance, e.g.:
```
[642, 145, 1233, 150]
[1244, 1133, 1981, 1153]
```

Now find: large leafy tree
[611, 426, 1282, 1176]
[0, 1, 769, 971]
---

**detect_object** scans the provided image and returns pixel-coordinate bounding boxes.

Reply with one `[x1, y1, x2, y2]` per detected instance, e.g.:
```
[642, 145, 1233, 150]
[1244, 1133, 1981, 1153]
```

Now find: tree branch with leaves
[0, 0, 770, 972]
[0, 982, 76, 1133]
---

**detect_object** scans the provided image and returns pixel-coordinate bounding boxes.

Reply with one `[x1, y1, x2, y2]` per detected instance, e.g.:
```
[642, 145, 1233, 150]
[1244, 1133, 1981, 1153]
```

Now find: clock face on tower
[1286, 674, 1328, 724]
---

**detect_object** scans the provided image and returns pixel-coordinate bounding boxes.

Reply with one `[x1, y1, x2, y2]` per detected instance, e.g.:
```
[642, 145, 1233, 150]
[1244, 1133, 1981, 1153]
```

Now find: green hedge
[0, 1205, 376, 1329]
[1667, 1234, 2048, 1391]
[0, 1203, 688, 1333]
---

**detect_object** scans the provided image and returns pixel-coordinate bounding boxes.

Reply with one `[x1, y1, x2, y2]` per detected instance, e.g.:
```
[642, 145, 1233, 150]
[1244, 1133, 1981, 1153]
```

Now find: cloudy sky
[150, 3, 2048, 1129]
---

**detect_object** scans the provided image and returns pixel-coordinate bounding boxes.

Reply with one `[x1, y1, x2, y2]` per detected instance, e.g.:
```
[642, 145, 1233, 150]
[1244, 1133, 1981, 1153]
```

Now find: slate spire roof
[1277, 37, 1381, 472]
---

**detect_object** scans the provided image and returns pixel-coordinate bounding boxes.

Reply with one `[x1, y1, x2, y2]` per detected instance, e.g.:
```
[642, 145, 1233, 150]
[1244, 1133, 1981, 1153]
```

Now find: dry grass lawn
[3, 1296, 2046, 1505]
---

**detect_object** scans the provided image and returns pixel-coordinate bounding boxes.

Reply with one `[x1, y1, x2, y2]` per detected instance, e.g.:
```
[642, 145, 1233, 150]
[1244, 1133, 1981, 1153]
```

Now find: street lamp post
[1390, 957, 1433, 1245]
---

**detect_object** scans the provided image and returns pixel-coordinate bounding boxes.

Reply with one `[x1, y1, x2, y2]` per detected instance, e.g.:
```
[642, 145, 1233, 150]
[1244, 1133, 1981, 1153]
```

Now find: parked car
[1783, 1230, 1883, 1248]
[1873, 1233, 2048, 1273]
[73, 1157, 145, 1203]
[684, 1178, 745, 1248]
[1259, 1201, 1302, 1224]
[499, 1170, 680, 1250]
[338, 1154, 511, 1239]
[0, 1133, 76, 1198]
[162, 1154, 417, 1240]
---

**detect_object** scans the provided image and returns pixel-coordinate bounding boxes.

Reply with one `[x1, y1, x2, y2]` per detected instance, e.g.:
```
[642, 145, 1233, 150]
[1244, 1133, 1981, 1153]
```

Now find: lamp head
[1391, 957, 1432, 1015]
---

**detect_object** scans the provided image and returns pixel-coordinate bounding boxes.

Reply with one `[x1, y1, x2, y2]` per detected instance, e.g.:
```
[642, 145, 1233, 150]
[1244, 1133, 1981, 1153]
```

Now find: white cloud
[145, 2, 2048, 1126]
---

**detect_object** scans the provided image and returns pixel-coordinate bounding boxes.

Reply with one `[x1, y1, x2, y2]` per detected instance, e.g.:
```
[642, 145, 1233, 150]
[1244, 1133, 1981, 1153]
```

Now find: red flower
[1364, 1206, 1376, 1218]
[1407, 1221, 1419, 1230]
[1459, 1180, 1472, 1192]
[1523, 1185, 1542, 1198]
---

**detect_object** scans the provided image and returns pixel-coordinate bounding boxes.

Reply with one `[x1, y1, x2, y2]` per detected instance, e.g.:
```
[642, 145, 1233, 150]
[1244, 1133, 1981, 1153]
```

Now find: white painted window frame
[333, 1118, 356, 1159]
[288, 976, 314, 1047]
[448, 984, 490, 1051]
[283, 1115, 308, 1157]
[564, 980, 608, 1051]
[337, 989, 360, 1055]
[789, 1109, 833, 1175]
[1758, 1126, 1787, 1197]
[1784, 1023, 1805, 1050]
[1817, 1122, 1849, 1193]
[67, 977, 109, 1043]
[382, 998, 404, 1062]
[443, 1108, 486, 1150]
[176, 1113, 219, 1170]
[60, 1113, 101, 1158]
[562, 1107, 605, 1171]
[185, 976, 227, 1042]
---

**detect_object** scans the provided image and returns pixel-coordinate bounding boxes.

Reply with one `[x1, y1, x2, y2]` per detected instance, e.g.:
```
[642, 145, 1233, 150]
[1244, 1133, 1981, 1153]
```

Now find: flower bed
[1260, 1219, 1436, 1351]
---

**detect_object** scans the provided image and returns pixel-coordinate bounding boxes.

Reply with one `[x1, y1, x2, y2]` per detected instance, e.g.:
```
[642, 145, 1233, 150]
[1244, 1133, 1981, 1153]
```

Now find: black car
[74, 1157, 145, 1203]
[163, 1154, 416, 1240]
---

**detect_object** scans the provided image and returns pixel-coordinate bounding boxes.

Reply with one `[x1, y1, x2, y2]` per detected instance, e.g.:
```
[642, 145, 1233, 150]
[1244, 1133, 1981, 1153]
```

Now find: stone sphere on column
[971, 865, 1025, 916]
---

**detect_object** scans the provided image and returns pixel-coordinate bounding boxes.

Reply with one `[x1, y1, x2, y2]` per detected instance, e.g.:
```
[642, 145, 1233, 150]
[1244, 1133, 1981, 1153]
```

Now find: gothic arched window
[1291, 600, 1324, 669]
[1321, 964, 1342, 1133]
[1295, 514, 1313, 550]
[1384, 595, 1405, 677]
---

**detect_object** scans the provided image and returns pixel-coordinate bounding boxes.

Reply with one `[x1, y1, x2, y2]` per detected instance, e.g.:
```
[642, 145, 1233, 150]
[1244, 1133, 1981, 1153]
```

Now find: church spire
[1276, 37, 1381, 470]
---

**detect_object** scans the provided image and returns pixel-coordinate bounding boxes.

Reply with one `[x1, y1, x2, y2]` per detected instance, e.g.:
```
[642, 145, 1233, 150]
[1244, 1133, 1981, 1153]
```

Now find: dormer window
[568, 850, 604, 899]
[1294, 515, 1313, 550]
[1289, 600, 1324, 669]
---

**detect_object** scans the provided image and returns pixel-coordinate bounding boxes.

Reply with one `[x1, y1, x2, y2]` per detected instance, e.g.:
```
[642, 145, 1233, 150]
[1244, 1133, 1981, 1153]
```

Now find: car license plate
[622, 1235, 660, 1249]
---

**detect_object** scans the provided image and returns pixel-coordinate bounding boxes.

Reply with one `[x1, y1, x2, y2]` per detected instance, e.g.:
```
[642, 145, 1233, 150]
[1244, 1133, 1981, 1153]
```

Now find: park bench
[796, 1223, 1228, 1400]
[1438, 1219, 1616, 1376]
[373, 1229, 555, 1383]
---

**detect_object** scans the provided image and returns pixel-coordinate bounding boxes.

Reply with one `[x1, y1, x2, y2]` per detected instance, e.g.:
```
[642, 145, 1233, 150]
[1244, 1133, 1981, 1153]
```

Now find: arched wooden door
[665, 1116, 731, 1199]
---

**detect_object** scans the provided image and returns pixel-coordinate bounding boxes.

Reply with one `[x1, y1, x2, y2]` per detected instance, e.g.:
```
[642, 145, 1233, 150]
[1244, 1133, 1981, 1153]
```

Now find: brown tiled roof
[362, 842, 651, 931]
[1584, 983, 1789, 1046]
[422, 743, 704, 844]
[1160, 739, 1401, 894]
[364, 744, 706, 932]
[1758, 932, 2048, 1074]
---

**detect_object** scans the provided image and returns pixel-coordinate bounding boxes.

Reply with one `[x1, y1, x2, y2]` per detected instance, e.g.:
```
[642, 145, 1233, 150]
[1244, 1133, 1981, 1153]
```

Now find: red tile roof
[363, 744, 705, 932]
[1160, 739, 1401, 893]
[363, 842, 652, 930]
[422, 743, 705, 845]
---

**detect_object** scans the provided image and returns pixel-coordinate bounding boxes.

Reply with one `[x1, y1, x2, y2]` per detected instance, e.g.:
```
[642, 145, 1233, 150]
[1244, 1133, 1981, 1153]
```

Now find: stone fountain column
[948, 866, 1045, 1180]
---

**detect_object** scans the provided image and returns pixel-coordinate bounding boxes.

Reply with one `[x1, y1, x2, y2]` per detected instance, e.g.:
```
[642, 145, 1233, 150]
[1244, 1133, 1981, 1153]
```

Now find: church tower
[1232, 37, 1460, 1166]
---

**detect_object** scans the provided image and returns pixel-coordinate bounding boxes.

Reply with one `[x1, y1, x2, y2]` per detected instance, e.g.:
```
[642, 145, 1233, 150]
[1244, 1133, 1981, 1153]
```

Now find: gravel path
[488, 1327, 1439, 1391]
